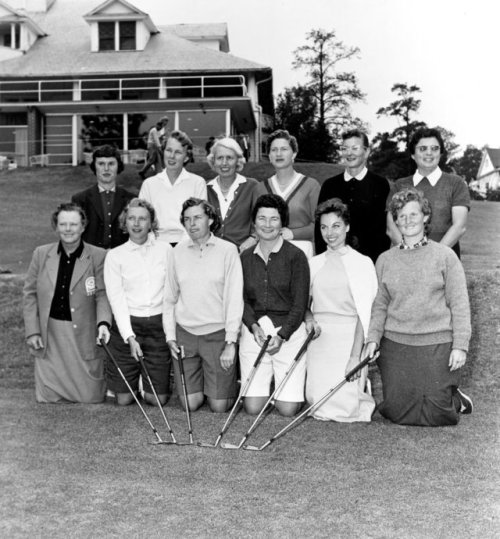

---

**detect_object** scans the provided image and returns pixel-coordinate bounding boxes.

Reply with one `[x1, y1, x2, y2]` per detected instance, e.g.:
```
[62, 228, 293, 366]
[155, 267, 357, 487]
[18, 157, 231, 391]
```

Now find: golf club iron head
[219, 441, 244, 450]
[242, 444, 265, 452]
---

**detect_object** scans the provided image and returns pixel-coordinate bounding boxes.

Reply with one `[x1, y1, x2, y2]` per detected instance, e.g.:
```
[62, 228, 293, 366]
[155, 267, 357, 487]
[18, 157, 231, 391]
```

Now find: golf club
[221, 329, 315, 450]
[137, 355, 178, 446]
[100, 340, 163, 444]
[243, 352, 376, 452]
[198, 335, 272, 449]
[176, 345, 194, 445]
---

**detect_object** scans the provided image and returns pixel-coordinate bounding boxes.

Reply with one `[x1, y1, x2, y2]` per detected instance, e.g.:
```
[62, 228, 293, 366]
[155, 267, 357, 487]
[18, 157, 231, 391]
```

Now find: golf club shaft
[138, 355, 177, 443]
[212, 335, 272, 446]
[178, 346, 194, 444]
[258, 354, 373, 450]
[101, 340, 163, 443]
[238, 330, 314, 445]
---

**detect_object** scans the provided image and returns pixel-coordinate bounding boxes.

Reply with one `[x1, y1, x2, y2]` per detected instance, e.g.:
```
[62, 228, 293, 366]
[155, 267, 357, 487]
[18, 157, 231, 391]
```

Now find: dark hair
[409, 127, 445, 155]
[162, 130, 194, 163]
[180, 197, 221, 233]
[389, 187, 432, 235]
[341, 129, 369, 148]
[51, 202, 87, 230]
[266, 129, 299, 154]
[315, 198, 353, 246]
[90, 144, 124, 174]
[251, 194, 289, 228]
[119, 198, 159, 237]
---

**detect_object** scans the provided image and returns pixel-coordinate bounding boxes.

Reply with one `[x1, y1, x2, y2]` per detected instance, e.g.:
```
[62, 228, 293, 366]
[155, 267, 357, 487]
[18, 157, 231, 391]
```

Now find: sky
[140, 0, 498, 151]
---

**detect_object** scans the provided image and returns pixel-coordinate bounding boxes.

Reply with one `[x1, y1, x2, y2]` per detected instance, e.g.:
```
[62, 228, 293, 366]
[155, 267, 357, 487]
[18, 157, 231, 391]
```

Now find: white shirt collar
[126, 233, 156, 250]
[253, 235, 284, 261]
[344, 166, 368, 182]
[159, 167, 190, 186]
[413, 166, 442, 187]
[187, 232, 216, 249]
[98, 185, 116, 193]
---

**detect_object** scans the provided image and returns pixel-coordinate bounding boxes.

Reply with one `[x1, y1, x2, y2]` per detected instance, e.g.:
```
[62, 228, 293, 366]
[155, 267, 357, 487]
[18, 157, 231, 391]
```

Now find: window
[119, 21, 136, 51]
[98, 21, 136, 51]
[99, 22, 114, 51]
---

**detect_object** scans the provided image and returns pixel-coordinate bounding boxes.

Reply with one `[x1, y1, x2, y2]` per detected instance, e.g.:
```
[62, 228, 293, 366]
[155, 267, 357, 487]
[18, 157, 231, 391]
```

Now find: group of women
[23, 127, 472, 428]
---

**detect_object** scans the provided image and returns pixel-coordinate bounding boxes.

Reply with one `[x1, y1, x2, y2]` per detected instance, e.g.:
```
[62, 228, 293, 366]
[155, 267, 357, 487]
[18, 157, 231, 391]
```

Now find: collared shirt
[413, 166, 442, 187]
[399, 235, 429, 250]
[104, 235, 172, 342]
[254, 235, 284, 262]
[49, 240, 85, 320]
[207, 174, 247, 220]
[98, 186, 116, 248]
[241, 239, 310, 340]
[163, 234, 243, 342]
[269, 171, 303, 199]
[139, 168, 207, 244]
[344, 166, 368, 182]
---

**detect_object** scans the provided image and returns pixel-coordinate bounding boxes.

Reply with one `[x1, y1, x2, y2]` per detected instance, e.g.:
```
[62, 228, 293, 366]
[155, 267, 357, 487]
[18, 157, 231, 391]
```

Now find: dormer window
[98, 20, 136, 51]
[0, 23, 21, 49]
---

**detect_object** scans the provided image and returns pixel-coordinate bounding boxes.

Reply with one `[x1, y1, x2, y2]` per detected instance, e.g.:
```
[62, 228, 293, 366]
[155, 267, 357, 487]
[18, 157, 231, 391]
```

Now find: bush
[486, 189, 500, 202]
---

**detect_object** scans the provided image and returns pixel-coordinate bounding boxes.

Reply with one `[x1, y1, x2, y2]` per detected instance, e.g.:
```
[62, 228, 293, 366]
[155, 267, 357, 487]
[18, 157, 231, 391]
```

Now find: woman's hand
[280, 227, 294, 240]
[267, 335, 284, 355]
[251, 324, 267, 348]
[26, 334, 44, 351]
[449, 349, 467, 371]
[345, 354, 363, 380]
[167, 340, 180, 360]
[127, 336, 143, 362]
[220, 343, 236, 371]
[305, 316, 321, 339]
[239, 236, 257, 253]
[97, 325, 110, 345]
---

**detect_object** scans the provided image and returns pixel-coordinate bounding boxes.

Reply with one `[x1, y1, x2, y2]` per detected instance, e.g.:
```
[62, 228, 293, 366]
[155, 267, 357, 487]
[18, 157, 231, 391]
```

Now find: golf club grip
[252, 335, 272, 367]
[344, 354, 373, 381]
[294, 329, 315, 361]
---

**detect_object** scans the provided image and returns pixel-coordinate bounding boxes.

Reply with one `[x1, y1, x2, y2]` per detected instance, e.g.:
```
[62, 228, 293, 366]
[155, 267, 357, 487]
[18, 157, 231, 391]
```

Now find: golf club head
[196, 441, 218, 448]
[175, 441, 195, 446]
[149, 440, 177, 446]
[219, 442, 243, 450]
[242, 444, 263, 451]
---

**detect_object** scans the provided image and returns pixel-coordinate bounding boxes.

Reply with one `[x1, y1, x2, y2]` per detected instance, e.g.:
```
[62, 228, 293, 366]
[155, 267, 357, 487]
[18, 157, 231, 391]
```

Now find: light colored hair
[207, 137, 246, 172]
[389, 187, 432, 234]
[119, 198, 159, 237]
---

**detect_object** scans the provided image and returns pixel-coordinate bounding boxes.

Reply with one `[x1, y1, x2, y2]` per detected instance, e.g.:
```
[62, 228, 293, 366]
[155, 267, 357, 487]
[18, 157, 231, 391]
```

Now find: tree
[450, 145, 483, 183]
[376, 83, 425, 149]
[291, 29, 365, 160]
[275, 85, 334, 161]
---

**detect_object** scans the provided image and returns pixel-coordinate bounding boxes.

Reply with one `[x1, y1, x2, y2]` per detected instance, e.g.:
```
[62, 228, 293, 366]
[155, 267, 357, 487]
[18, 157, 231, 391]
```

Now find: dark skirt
[377, 338, 461, 426]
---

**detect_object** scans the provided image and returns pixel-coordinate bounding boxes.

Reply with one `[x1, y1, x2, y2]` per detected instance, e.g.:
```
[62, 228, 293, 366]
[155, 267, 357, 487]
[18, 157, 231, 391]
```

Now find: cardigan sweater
[255, 175, 320, 241]
[315, 170, 390, 262]
[367, 241, 471, 350]
[309, 246, 377, 338]
[207, 176, 259, 247]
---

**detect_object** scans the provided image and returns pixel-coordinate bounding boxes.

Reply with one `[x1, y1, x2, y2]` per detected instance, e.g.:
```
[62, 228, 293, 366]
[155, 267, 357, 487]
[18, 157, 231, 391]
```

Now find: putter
[198, 335, 272, 449]
[176, 345, 194, 445]
[100, 340, 163, 444]
[243, 352, 376, 452]
[221, 329, 315, 450]
[137, 355, 178, 446]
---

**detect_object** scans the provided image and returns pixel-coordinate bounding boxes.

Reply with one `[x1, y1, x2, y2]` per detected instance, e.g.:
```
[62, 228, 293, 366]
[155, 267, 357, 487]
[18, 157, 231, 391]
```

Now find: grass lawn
[0, 165, 499, 538]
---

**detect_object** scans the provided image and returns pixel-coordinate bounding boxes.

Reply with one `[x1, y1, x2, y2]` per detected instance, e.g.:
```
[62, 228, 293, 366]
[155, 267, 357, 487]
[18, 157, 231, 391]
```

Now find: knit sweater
[367, 240, 471, 350]
[255, 175, 320, 241]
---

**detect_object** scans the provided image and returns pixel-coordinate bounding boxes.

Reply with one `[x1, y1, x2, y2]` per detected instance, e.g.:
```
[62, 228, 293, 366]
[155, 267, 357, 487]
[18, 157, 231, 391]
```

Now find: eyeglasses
[416, 145, 440, 153]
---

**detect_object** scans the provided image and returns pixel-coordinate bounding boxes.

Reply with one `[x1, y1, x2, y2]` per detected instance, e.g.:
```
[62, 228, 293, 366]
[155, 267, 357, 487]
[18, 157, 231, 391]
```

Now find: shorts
[105, 314, 171, 394]
[239, 323, 307, 402]
[173, 325, 237, 400]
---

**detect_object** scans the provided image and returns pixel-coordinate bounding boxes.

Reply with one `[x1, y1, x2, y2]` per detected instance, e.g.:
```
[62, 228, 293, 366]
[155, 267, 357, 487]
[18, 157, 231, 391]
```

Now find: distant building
[0, 0, 273, 166]
[475, 148, 500, 195]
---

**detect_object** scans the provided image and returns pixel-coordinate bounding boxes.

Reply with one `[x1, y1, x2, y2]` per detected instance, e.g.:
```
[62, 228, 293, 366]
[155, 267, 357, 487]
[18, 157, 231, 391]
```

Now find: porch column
[225, 109, 231, 136]
[123, 113, 129, 151]
[72, 115, 78, 166]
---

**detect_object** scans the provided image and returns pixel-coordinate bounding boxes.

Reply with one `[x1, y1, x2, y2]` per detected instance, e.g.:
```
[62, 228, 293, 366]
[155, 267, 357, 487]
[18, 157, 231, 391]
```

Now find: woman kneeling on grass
[23, 203, 111, 403]
[305, 198, 377, 422]
[104, 198, 173, 406]
[239, 194, 310, 417]
[363, 187, 473, 426]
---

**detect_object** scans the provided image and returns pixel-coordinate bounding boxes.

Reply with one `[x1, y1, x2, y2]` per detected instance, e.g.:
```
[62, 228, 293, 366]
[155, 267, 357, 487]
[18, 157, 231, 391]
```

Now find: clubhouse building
[0, 0, 273, 166]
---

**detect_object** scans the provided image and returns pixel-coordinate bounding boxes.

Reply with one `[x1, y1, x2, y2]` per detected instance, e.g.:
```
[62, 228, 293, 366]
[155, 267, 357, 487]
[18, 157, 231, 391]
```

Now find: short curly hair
[161, 130, 194, 163]
[251, 193, 289, 228]
[119, 198, 159, 237]
[51, 202, 87, 230]
[266, 129, 299, 154]
[389, 187, 432, 234]
[180, 197, 221, 234]
[207, 137, 246, 173]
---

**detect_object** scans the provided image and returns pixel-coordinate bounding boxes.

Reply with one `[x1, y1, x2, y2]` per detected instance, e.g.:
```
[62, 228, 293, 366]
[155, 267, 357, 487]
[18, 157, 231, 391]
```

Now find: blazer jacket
[71, 184, 134, 248]
[23, 242, 112, 360]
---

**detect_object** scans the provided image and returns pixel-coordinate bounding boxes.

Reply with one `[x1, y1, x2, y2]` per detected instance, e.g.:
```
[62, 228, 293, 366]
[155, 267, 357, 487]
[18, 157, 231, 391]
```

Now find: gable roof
[0, 0, 269, 77]
[485, 148, 500, 169]
[0, 0, 46, 36]
[83, 0, 158, 33]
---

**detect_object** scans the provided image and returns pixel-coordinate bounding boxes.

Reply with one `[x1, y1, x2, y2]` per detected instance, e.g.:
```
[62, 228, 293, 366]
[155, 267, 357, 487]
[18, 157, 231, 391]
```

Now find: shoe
[456, 388, 473, 414]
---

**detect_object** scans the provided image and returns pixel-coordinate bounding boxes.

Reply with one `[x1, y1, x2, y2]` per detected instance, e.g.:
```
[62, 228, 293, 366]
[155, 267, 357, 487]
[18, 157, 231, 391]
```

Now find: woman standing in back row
[255, 129, 320, 257]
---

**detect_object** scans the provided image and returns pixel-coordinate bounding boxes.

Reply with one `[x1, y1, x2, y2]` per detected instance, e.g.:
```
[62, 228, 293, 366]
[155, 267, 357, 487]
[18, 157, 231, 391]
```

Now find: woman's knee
[179, 392, 204, 411]
[208, 397, 235, 413]
[243, 396, 268, 415]
[275, 400, 303, 417]
[143, 392, 168, 406]
[116, 393, 135, 406]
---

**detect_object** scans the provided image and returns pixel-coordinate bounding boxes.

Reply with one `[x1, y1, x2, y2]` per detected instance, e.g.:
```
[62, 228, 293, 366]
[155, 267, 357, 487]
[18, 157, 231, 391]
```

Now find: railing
[0, 75, 247, 103]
